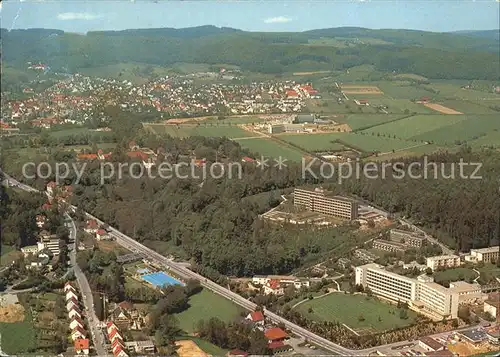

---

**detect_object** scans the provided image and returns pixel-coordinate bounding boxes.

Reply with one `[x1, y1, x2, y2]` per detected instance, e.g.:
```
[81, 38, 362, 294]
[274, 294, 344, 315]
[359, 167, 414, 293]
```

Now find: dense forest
[1, 26, 499, 79]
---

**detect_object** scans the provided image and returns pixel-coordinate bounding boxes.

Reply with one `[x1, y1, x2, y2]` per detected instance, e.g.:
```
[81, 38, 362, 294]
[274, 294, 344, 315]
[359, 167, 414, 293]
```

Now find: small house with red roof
[246, 311, 265, 326]
[113, 344, 129, 357]
[84, 220, 98, 234]
[264, 279, 284, 296]
[74, 338, 90, 355]
[106, 320, 118, 335]
[241, 156, 256, 163]
[264, 327, 287, 343]
[71, 326, 87, 341]
[96, 229, 110, 241]
[68, 306, 82, 319]
[111, 338, 124, 352]
[66, 289, 79, 302]
[417, 96, 431, 104]
[227, 349, 249, 357]
[286, 89, 299, 98]
[69, 317, 85, 330]
[64, 281, 76, 293]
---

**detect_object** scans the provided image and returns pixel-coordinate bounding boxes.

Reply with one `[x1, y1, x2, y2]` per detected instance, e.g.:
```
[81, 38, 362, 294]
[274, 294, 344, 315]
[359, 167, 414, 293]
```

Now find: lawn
[477, 263, 500, 284]
[235, 137, 305, 162]
[146, 124, 253, 138]
[411, 115, 500, 146]
[363, 115, 465, 139]
[0, 306, 37, 354]
[433, 268, 478, 284]
[175, 289, 244, 333]
[296, 293, 417, 332]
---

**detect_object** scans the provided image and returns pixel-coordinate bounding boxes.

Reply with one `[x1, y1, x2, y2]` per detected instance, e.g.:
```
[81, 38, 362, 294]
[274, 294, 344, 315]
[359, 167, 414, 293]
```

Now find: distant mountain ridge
[450, 29, 500, 41]
[1, 26, 499, 80]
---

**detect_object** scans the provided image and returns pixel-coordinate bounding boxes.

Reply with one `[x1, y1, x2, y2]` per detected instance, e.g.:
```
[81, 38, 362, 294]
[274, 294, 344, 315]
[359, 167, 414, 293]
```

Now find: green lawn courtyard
[0, 306, 37, 354]
[175, 289, 244, 333]
[295, 292, 418, 333]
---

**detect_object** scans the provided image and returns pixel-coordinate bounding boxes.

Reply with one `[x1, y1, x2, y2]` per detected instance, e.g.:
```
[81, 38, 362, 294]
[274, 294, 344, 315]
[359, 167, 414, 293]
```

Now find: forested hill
[1, 26, 499, 79]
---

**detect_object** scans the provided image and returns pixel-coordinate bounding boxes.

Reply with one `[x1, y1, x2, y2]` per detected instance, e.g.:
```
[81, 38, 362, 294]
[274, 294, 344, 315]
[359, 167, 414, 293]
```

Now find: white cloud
[57, 12, 102, 21]
[264, 16, 292, 24]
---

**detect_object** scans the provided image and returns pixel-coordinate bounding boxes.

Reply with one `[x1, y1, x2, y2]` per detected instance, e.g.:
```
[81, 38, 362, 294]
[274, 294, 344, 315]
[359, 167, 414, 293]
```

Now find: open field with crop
[469, 131, 500, 149]
[439, 100, 498, 114]
[175, 289, 244, 333]
[424, 83, 500, 101]
[362, 115, 465, 139]
[341, 85, 383, 95]
[359, 97, 437, 114]
[376, 82, 435, 100]
[144, 123, 253, 138]
[410, 115, 500, 146]
[392, 73, 429, 81]
[280, 132, 419, 153]
[296, 293, 418, 333]
[338, 114, 409, 131]
[235, 137, 305, 161]
[0, 303, 37, 354]
[424, 103, 463, 114]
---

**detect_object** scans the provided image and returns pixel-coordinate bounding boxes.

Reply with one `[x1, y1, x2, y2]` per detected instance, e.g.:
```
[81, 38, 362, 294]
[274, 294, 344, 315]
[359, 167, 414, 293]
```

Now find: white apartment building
[426, 255, 461, 271]
[355, 263, 418, 303]
[355, 263, 484, 319]
[468, 246, 499, 263]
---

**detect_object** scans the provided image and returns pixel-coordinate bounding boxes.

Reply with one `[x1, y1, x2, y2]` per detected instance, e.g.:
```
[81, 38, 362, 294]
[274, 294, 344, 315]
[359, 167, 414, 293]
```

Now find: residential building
[124, 340, 155, 353]
[96, 229, 110, 241]
[64, 282, 76, 293]
[469, 246, 499, 263]
[68, 306, 82, 319]
[20, 245, 39, 257]
[353, 249, 378, 263]
[66, 289, 79, 302]
[38, 233, 60, 256]
[426, 255, 461, 271]
[389, 229, 427, 248]
[293, 188, 358, 220]
[484, 293, 500, 321]
[264, 327, 287, 343]
[69, 317, 85, 330]
[486, 326, 500, 345]
[263, 280, 284, 296]
[418, 337, 444, 352]
[67, 297, 79, 312]
[71, 326, 87, 341]
[415, 282, 459, 319]
[74, 338, 90, 355]
[84, 219, 98, 234]
[448, 281, 483, 304]
[246, 311, 265, 326]
[372, 239, 406, 253]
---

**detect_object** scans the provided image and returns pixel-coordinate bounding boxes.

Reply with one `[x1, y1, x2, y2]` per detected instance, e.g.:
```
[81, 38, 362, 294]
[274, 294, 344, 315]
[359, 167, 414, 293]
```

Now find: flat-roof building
[294, 188, 358, 220]
[389, 229, 427, 248]
[372, 239, 406, 253]
[469, 246, 499, 263]
[426, 255, 461, 271]
[355, 263, 485, 319]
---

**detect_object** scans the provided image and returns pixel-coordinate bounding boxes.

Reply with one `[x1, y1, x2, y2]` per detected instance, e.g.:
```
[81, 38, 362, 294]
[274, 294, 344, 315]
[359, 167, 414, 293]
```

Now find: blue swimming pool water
[141, 271, 183, 287]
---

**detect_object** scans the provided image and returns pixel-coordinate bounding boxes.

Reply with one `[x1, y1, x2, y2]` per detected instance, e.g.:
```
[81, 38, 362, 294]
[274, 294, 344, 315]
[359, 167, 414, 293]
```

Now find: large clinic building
[468, 246, 499, 263]
[355, 263, 484, 319]
[293, 188, 358, 220]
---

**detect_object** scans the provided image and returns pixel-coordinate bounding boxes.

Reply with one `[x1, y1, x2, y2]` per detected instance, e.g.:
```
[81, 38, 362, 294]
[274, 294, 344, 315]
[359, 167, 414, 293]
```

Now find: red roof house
[74, 338, 90, 355]
[264, 327, 287, 342]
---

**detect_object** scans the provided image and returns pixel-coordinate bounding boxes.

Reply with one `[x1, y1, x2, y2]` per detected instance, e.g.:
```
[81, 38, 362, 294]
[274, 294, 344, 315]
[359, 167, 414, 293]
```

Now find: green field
[296, 293, 417, 332]
[79, 62, 172, 84]
[439, 100, 497, 114]
[355, 97, 436, 114]
[433, 268, 478, 284]
[411, 115, 500, 145]
[0, 306, 37, 354]
[175, 289, 244, 333]
[377, 82, 436, 100]
[146, 124, 254, 138]
[363, 115, 465, 139]
[424, 83, 500, 101]
[279, 132, 421, 153]
[340, 114, 409, 131]
[48, 127, 113, 138]
[469, 131, 500, 149]
[1, 244, 18, 266]
[235, 137, 305, 162]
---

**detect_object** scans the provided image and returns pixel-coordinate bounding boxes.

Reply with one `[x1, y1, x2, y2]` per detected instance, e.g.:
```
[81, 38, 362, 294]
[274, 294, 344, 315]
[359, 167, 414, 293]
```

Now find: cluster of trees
[196, 317, 270, 355]
[2, 27, 499, 80]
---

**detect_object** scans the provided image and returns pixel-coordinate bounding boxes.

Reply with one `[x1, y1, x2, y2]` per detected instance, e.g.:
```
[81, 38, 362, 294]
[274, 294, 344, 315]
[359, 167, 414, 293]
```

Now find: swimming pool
[141, 271, 183, 287]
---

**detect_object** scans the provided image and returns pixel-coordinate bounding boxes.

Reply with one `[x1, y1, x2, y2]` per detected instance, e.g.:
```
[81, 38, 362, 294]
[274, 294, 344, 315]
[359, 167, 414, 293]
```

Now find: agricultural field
[0, 299, 37, 354]
[145, 124, 254, 138]
[235, 137, 305, 162]
[411, 115, 500, 146]
[295, 293, 418, 333]
[356, 97, 437, 114]
[392, 73, 429, 81]
[363, 115, 465, 139]
[424, 83, 500, 101]
[48, 127, 114, 139]
[469, 131, 500, 149]
[174, 289, 244, 333]
[333, 65, 386, 82]
[341, 85, 384, 95]
[376, 82, 435, 100]
[339, 114, 409, 131]
[279, 132, 420, 154]
[79, 62, 172, 84]
[438, 100, 498, 114]
[423, 103, 463, 115]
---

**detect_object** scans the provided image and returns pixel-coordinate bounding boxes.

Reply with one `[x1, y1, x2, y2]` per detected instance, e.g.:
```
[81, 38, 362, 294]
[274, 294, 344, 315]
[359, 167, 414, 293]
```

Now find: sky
[0, 0, 499, 34]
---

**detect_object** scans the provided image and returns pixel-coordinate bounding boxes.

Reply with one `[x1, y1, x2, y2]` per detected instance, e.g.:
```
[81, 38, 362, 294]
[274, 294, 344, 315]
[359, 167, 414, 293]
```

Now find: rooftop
[460, 328, 487, 342]
[265, 327, 287, 341]
[419, 337, 443, 350]
[426, 255, 460, 261]
[471, 246, 499, 254]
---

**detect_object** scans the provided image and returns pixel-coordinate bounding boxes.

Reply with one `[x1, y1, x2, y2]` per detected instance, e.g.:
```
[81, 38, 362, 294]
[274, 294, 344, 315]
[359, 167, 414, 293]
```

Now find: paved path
[66, 214, 109, 357]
